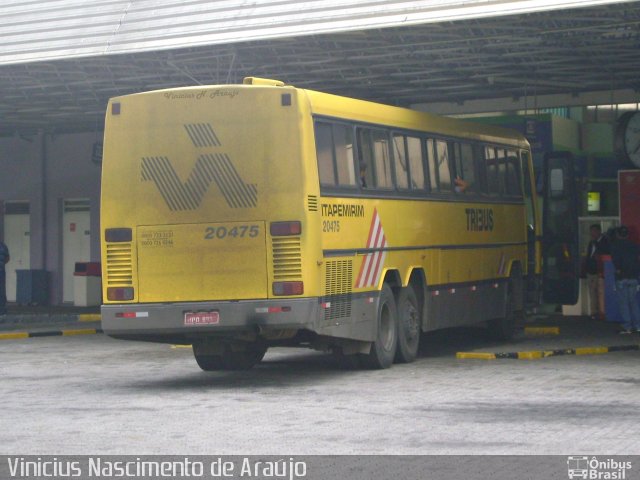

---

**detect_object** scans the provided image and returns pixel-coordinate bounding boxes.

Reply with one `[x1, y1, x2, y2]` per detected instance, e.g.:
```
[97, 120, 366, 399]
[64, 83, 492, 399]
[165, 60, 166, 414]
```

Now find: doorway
[3, 202, 31, 302]
[62, 199, 91, 303]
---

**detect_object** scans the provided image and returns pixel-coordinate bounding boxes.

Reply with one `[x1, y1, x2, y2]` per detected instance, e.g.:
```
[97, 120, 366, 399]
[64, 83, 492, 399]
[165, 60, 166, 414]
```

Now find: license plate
[184, 311, 220, 326]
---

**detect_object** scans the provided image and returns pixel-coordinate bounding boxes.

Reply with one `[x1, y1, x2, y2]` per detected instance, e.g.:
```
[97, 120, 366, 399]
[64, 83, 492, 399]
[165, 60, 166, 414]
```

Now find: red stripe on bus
[365, 208, 378, 247]
[364, 223, 384, 286]
[369, 238, 386, 287]
[355, 209, 380, 287]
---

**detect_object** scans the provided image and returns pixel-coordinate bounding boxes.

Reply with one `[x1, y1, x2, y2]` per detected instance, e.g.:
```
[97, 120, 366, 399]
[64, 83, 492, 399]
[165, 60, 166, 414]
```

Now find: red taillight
[107, 287, 134, 301]
[270, 221, 301, 236]
[273, 281, 304, 296]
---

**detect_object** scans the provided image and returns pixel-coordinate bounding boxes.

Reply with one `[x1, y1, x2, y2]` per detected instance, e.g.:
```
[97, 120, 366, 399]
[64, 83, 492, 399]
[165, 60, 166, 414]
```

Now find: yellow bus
[101, 77, 579, 370]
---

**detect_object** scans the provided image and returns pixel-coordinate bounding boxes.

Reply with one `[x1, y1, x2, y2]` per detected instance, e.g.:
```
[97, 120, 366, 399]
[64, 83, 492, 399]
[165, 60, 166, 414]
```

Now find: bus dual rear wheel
[395, 286, 421, 363]
[361, 283, 398, 369]
[193, 343, 267, 371]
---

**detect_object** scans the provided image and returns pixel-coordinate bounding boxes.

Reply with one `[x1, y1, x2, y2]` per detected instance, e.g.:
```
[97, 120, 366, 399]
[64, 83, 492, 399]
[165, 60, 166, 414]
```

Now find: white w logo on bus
[140, 124, 257, 210]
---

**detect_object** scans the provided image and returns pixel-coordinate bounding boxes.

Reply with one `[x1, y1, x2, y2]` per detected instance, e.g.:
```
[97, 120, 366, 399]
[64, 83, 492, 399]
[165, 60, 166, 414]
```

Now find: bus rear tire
[395, 286, 421, 363]
[194, 353, 225, 371]
[194, 343, 267, 371]
[360, 283, 398, 369]
[332, 347, 361, 370]
[220, 345, 267, 370]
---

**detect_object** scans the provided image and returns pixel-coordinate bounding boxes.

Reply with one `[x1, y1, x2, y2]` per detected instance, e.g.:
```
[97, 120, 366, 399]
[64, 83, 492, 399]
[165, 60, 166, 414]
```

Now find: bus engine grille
[272, 237, 302, 280]
[324, 260, 353, 321]
[105, 243, 133, 286]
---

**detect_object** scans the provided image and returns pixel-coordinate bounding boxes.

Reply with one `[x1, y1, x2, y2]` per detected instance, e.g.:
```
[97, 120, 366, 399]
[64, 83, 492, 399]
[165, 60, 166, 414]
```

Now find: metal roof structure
[1, 0, 639, 134]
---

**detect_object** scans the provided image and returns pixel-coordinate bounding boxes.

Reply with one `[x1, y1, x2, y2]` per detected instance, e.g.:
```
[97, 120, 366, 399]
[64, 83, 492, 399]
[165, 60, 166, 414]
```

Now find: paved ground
[2, 318, 639, 455]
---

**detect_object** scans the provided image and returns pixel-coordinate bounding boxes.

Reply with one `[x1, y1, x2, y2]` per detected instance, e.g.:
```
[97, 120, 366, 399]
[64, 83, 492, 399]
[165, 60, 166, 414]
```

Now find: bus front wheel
[361, 283, 398, 369]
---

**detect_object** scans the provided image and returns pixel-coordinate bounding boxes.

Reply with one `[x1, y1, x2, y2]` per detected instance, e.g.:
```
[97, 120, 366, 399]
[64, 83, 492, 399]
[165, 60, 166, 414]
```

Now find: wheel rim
[402, 301, 420, 342]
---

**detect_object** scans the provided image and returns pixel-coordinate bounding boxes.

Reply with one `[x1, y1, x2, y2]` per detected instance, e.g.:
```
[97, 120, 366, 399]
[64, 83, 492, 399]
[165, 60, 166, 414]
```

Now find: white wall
[0, 131, 102, 305]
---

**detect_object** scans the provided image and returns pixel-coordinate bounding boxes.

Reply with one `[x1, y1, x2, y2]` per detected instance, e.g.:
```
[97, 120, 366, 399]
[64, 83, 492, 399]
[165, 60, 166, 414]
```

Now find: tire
[220, 345, 267, 371]
[395, 286, 421, 363]
[193, 343, 267, 371]
[361, 283, 398, 369]
[193, 352, 224, 372]
[332, 348, 361, 370]
[488, 277, 518, 341]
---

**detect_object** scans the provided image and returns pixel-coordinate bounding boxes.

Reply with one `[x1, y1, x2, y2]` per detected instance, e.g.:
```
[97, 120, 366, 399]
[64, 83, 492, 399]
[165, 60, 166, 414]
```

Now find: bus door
[541, 151, 580, 305]
[521, 150, 538, 304]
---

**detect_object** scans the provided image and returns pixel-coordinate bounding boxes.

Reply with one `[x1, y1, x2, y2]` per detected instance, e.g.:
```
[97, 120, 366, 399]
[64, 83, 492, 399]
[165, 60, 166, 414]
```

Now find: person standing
[585, 224, 610, 320]
[0, 240, 9, 315]
[610, 226, 640, 334]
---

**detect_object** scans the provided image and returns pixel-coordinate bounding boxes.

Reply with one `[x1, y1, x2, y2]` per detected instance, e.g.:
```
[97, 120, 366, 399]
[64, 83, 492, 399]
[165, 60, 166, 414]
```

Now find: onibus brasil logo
[567, 456, 632, 479]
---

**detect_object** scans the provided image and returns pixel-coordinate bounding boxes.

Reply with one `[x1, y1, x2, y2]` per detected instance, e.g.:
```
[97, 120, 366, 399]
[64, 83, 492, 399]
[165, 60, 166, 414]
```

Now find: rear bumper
[102, 298, 318, 341]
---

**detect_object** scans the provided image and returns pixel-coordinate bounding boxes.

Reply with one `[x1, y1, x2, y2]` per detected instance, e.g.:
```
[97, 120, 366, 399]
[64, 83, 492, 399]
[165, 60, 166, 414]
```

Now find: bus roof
[109, 78, 529, 150]
[301, 88, 530, 149]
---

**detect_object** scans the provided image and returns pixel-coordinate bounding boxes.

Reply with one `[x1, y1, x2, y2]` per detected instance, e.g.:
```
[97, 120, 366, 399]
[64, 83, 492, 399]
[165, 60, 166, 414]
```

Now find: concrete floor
[2, 325, 639, 455]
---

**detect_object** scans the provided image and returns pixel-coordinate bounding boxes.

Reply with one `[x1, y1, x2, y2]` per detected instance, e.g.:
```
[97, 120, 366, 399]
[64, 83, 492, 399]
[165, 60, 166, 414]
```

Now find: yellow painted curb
[78, 313, 101, 322]
[0, 332, 30, 341]
[517, 351, 542, 359]
[458, 344, 639, 360]
[575, 346, 609, 356]
[171, 345, 193, 349]
[0, 328, 102, 341]
[524, 327, 560, 335]
[62, 329, 100, 336]
[456, 352, 495, 360]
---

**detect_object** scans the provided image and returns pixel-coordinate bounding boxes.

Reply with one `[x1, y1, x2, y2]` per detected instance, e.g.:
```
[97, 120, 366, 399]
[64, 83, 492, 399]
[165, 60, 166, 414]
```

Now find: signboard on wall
[619, 170, 640, 243]
[587, 192, 601, 212]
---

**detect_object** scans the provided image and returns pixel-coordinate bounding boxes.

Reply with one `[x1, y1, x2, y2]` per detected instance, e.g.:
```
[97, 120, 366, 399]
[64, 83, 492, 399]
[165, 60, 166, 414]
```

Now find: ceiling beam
[412, 87, 640, 114]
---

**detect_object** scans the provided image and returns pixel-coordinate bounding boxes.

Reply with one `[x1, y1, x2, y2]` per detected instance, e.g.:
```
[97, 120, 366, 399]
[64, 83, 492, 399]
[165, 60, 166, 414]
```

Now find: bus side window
[407, 136, 425, 191]
[505, 149, 522, 197]
[435, 140, 452, 192]
[496, 148, 507, 195]
[372, 130, 393, 189]
[485, 147, 499, 195]
[454, 142, 476, 193]
[426, 139, 438, 191]
[334, 124, 356, 187]
[356, 128, 375, 189]
[314, 121, 336, 186]
[393, 134, 409, 190]
[474, 144, 488, 194]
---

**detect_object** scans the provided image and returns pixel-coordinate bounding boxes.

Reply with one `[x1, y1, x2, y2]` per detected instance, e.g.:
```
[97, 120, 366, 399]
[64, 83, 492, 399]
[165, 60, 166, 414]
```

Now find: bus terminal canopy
[0, 0, 639, 133]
